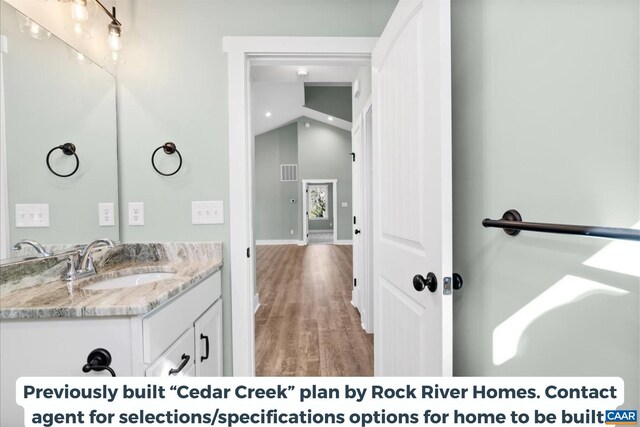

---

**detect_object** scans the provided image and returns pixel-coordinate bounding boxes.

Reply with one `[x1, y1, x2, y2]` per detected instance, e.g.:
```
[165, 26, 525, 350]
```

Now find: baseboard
[308, 229, 333, 234]
[297, 240, 306, 246]
[253, 293, 260, 314]
[335, 240, 353, 245]
[255, 239, 299, 246]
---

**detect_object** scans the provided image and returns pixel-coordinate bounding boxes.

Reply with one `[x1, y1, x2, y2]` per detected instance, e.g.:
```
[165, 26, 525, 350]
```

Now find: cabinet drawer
[143, 271, 221, 363]
[145, 328, 194, 377]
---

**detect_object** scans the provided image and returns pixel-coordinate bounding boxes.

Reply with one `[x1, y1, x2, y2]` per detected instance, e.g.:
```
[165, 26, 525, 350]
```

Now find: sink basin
[83, 272, 176, 290]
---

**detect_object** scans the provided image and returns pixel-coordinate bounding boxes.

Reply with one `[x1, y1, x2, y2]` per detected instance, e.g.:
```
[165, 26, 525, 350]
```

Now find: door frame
[223, 36, 378, 376]
[301, 179, 338, 245]
[354, 97, 374, 333]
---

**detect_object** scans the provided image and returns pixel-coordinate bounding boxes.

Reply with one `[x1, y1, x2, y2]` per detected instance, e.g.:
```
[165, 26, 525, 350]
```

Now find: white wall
[451, 0, 639, 409]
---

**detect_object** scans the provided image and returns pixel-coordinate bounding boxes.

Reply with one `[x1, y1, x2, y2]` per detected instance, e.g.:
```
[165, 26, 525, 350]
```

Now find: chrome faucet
[12, 239, 52, 257]
[65, 238, 115, 281]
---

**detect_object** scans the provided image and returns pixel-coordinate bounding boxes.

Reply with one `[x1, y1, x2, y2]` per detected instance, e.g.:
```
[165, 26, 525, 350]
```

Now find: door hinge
[353, 278, 357, 287]
[353, 216, 357, 224]
[350, 152, 356, 162]
[443, 277, 452, 295]
[246, 247, 250, 258]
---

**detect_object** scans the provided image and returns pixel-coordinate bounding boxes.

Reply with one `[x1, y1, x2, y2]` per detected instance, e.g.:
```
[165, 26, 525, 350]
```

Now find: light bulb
[29, 22, 41, 36]
[71, 0, 89, 23]
[108, 23, 122, 51]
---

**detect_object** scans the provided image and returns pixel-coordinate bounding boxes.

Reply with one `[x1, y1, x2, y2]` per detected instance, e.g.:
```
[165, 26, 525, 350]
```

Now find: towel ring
[46, 143, 79, 177]
[151, 142, 182, 176]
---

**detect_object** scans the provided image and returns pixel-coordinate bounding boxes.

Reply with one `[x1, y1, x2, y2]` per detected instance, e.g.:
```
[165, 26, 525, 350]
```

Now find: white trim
[335, 240, 353, 245]
[255, 239, 299, 246]
[223, 37, 377, 55]
[253, 293, 260, 314]
[361, 97, 374, 334]
[224, 36, 376, 376]
[0, 36, 9, 259]
[302, 179, 338, 245]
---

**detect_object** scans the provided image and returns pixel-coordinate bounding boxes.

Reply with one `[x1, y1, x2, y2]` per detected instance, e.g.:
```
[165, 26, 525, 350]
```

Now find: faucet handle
[65, 256, 78, 281]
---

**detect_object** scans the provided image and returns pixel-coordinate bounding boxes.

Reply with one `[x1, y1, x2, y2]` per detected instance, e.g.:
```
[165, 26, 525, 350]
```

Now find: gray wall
[298, 118, 352, 241]
[308, 183, 334, 231]
[451, 0, 639, 409]
[254, 123, 299, 241]
[304, 86, 353, 121]
[116, 0, 397, 374]
[254, 119, 348, 241]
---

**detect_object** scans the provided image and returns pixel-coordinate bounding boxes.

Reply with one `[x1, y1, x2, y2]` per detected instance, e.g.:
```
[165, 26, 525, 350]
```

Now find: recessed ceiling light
[265, 111, 272, 117]
[305, 122, 311, 128]
[327, 116, 334, 121]
[297, 68, 309, 77]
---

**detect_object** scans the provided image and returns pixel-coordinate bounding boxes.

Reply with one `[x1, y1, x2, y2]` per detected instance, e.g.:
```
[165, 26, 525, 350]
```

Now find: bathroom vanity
[0, 242, 223, 425]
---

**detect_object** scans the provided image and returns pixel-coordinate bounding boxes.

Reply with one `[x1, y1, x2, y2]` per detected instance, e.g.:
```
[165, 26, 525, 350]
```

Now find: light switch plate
[99, 203, 115, 226]
[128, 202, 144, 226]
[15, 204, 49, 228]
[192, 201, 224, 225]
[341, 202, 348, 207]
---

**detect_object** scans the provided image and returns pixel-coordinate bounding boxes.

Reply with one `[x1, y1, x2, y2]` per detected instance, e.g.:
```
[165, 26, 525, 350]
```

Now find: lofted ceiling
[251, 62, 363, 135]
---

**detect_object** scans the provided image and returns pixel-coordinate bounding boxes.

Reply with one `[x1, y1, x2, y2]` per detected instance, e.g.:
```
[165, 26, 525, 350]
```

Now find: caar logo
[605, 410, 637, 425]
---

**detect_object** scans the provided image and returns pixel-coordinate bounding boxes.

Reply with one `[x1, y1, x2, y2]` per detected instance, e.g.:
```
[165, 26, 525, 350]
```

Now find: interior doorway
[224, 37, 378, 376]
[247, 53, 374, 376]
[302, 179, 338, 245]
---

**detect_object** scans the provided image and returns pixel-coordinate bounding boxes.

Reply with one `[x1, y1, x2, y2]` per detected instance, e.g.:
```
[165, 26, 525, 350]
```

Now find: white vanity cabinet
[0, 269, 223, 426]
[139, 271, 223, 377]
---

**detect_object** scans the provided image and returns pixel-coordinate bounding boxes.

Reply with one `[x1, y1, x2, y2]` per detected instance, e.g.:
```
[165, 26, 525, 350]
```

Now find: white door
[194, 300, 223, 376]
[351, 117, 365, 313]
[372, 0, 453, 376]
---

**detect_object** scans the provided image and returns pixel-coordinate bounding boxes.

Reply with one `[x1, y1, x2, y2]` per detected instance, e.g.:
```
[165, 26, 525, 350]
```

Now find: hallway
[255, 244, 373, 376]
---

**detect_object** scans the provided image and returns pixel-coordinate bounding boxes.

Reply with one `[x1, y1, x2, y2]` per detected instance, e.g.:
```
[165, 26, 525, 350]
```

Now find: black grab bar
[483, 210, 640, 242]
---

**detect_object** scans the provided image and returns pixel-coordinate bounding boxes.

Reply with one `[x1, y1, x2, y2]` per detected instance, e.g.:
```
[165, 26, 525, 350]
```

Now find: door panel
[195, 300, 223, 376]
[373, 0, 453, 376]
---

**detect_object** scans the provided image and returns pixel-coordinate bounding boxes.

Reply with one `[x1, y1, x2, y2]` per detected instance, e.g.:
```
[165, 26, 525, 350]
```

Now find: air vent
[280, 164, 298, 182]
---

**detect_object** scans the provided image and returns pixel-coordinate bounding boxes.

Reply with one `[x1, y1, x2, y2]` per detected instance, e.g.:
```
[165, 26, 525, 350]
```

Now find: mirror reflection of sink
[83, 272, 177, 291]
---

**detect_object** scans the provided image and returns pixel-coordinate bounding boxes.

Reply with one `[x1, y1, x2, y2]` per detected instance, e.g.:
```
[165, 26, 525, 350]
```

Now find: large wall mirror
[0, 0, 119, 262]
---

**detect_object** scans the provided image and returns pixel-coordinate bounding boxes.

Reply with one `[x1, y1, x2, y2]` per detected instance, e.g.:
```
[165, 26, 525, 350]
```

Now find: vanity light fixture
[297, 68, 309, 77]
[63, 0, 96, 39]
[94, 0, 123, 62]
[265, 111, 272, 118]
[61, 0, 123, 60]
[15, 11, 51, 40]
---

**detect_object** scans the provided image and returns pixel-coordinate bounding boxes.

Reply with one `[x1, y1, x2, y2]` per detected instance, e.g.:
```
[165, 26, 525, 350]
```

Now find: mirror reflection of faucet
[65, 238, 116, 281]
[11, 240, 52, 257]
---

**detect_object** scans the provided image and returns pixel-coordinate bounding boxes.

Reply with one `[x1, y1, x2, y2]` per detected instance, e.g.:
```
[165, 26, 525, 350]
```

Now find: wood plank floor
[255, 244, 373, 376]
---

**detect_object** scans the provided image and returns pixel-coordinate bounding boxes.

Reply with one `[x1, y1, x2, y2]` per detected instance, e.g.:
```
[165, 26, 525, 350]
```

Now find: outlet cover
[128, 202, 144, 226]
[15, 204, 49, 228]
[192, 201, 224, 225]
[99, 203, 115, 226]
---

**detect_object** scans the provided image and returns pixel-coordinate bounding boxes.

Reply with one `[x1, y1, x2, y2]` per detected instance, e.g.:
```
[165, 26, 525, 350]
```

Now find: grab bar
[482, 210, 640, 242]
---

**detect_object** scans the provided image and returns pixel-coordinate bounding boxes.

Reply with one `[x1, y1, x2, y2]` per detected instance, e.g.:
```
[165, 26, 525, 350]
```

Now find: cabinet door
[194, 300, 223, 376]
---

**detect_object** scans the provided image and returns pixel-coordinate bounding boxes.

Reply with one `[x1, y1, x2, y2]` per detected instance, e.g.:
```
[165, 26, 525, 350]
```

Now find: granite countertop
[0, 242, 222, 319]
